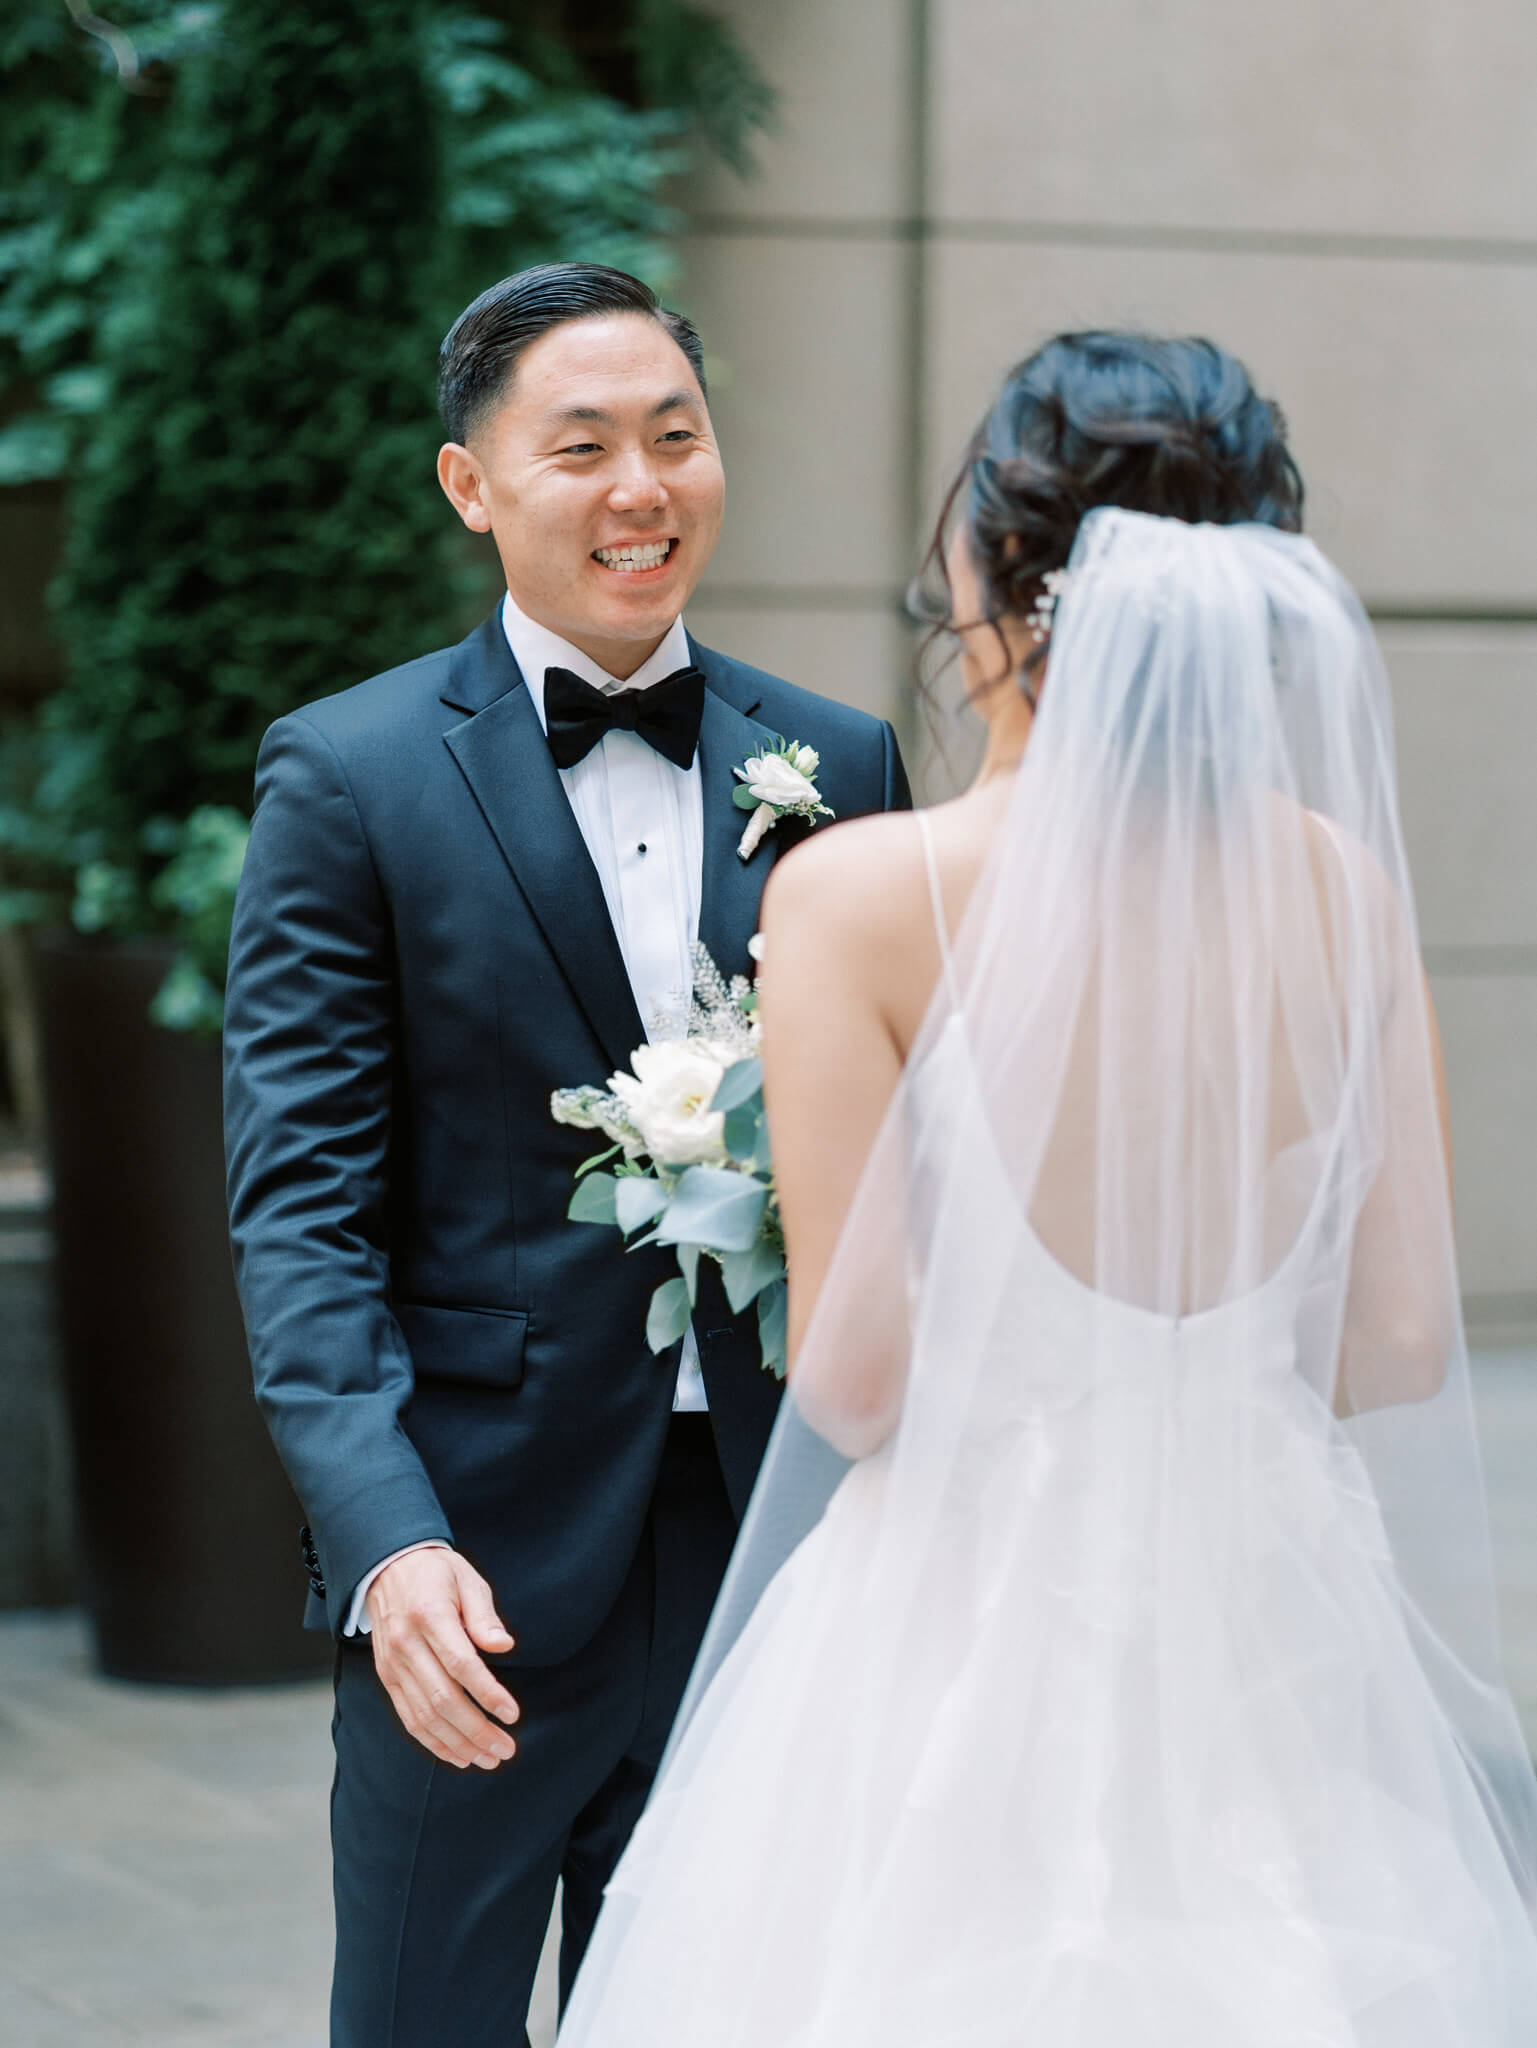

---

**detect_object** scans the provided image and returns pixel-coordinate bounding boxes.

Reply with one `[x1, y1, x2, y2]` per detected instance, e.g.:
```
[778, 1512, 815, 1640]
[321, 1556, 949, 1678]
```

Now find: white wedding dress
[558, 513, 1537, 2047]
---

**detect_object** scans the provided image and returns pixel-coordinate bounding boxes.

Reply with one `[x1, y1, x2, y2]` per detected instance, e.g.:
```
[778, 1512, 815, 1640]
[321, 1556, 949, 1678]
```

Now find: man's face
[437, 313, 725, 678]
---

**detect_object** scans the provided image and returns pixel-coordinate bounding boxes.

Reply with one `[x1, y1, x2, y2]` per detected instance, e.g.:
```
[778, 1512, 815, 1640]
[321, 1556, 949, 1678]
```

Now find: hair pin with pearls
[1026, 568, 1071, 643]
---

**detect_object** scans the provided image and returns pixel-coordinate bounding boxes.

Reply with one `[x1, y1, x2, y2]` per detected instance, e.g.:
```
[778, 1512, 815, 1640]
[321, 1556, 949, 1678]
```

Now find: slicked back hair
[437, 262, 707, 444]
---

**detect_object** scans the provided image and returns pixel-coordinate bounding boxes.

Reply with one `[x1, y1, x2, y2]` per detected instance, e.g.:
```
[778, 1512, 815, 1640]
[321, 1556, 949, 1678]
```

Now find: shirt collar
[500, 591, 692, 737]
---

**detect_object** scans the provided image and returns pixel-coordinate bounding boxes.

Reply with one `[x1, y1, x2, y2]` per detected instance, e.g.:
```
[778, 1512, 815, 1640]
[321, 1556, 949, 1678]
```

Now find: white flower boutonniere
[733, 738, 835, 861]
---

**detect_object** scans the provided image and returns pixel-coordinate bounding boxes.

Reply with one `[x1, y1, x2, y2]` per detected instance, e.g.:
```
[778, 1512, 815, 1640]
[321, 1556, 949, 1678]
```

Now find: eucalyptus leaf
[612, 1175, 666, 1234]
[567, 1173, 618, 1226]
[573, 1142, 622, 1179]
[757, 1278, 788, 1379]
[709, 1057, 762, 1113]
[732, 785, 761, 812]
[677, 1242, 701, 1307]
[646, 1276, 692, 1353]
[721, 1238, 784, 1313]
[654, 1165, 767, 1252]
[723, 1103, 761, 1163]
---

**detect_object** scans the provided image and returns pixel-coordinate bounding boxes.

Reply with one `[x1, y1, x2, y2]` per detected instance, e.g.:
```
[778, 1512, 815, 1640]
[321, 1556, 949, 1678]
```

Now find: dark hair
[437, 262, 706, 444]
[917, 332, 1304, 692]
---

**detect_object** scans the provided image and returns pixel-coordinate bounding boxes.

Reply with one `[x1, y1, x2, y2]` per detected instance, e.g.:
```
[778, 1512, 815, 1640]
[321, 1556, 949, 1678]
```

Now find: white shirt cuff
[344, 1540, 452, 1637]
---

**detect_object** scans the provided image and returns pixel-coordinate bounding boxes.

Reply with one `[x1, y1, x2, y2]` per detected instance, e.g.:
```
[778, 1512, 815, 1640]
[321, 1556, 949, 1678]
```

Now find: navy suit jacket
[223, 612, 910, 1660]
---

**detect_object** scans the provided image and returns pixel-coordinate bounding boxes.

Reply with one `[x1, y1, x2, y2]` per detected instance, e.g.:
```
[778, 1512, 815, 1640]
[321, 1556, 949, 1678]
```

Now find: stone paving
[1, 1350, 1533, 2047]
[0, 1616, 559, 2048]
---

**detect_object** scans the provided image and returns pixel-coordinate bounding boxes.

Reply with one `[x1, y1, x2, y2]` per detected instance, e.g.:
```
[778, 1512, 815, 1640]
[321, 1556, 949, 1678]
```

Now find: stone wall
[677, 0, 1537, 1337]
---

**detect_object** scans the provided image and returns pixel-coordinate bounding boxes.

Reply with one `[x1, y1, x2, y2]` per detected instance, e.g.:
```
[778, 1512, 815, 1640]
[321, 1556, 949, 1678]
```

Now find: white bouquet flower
[551, 945, 787, 1375]
[608, 1039, 735, 1168]
[549, 1084, 647, 1159]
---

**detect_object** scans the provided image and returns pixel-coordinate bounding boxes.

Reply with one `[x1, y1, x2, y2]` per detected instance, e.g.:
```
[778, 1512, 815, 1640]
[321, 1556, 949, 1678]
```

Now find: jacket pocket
[396, 1301, 528, 1390]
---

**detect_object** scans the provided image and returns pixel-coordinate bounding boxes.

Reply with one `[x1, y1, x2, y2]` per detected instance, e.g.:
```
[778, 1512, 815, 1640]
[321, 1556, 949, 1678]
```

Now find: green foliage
[51, 803, 248, 1035]
[0, 0, 770, 1027]
[628, 0, 774, 177]
[52, 0, 448, 857]
[0, 4, 214, 486]
[144, 805, 250, 1031]
[431, 13, 688, 303]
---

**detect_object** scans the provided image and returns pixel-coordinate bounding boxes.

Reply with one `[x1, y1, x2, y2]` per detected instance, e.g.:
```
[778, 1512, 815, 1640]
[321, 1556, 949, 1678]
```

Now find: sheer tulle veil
[560, 509, 1537, 2043]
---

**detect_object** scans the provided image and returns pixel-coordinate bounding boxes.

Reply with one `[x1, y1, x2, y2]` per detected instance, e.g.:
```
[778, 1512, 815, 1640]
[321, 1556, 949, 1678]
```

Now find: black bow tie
[543, 663, 705, 772]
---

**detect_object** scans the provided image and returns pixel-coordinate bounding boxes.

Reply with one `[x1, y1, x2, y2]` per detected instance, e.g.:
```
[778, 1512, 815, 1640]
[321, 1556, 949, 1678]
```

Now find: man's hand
[365, 1548, 520, 1770]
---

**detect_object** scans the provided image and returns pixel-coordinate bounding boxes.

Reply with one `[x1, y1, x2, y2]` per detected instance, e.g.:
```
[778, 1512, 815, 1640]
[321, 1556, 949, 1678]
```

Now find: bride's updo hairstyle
[919, 331, 1305, 689]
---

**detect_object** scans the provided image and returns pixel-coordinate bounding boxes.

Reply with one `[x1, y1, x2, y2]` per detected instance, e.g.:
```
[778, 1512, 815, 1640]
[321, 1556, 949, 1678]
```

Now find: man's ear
[437, 442, 491, 532]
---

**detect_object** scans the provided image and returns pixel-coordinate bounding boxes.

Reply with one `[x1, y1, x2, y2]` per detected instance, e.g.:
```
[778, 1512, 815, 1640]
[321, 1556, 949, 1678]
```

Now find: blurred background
[1, 1, 1533, 2042]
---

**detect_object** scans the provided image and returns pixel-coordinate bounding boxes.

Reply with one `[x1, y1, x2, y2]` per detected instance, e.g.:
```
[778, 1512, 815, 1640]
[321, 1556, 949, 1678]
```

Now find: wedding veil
[561, 509, 1537, 2042]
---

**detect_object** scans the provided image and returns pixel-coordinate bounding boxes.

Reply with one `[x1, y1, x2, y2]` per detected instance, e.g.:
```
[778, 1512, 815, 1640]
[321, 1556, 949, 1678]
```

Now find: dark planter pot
[37, 932, 329, 1684]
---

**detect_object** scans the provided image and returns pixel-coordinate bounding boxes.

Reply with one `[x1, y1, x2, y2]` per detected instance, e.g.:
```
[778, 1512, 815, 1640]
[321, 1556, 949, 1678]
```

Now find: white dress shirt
[345, 592, 710, 1634]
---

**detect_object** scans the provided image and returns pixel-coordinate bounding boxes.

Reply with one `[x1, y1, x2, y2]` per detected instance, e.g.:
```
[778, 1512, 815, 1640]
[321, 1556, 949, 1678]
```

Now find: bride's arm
[756, 822, 912, 1456]
[1300, 812, 1459, 1418]
[1336, 962, 1458, 1417]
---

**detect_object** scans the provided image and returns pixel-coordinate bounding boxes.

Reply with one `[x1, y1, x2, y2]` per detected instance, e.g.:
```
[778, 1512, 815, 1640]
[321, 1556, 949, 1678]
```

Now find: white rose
[792, 744, 820, 777]
[608, 1039, 731, 1166]
[741, 752, 819, 809]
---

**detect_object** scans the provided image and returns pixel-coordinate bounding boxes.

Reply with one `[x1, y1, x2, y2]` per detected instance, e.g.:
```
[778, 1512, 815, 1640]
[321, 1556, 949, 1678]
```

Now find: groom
[223, 261, 909, 2046]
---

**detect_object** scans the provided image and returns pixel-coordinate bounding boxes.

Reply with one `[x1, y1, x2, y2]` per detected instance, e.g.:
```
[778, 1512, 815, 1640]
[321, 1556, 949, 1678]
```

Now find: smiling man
[222, 263, 909, 2048]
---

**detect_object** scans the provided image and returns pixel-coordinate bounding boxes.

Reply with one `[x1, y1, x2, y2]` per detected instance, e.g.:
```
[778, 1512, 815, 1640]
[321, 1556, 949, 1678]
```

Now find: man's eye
[561, 442, 603, 456]
[658, 430, 695, 444]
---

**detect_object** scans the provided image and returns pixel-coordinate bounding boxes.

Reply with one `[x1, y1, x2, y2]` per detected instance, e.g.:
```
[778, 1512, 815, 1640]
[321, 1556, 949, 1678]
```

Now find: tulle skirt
[559, 1354, 1537, 2047]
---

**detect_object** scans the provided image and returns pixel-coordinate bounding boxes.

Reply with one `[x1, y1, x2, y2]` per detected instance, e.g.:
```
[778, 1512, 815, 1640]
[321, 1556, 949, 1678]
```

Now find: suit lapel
[441, 622, 645, 1075]
[694, 661, 786, 983]
[440, 617, 795, 1060]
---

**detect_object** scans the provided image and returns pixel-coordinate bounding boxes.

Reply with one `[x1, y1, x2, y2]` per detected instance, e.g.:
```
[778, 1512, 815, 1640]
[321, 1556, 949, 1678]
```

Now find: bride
[557, 332, 1537, 2044]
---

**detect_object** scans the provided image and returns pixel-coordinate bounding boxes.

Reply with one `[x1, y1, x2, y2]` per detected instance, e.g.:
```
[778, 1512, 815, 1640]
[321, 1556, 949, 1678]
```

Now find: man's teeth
[594, 542, 672, 571]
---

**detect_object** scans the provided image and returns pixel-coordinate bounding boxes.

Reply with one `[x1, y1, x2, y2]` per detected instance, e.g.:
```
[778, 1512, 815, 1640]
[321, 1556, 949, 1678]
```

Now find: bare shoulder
[1295, 800, 1413, 943]
[759, 809, 930, 957]
[758, 791, 1004, 1051]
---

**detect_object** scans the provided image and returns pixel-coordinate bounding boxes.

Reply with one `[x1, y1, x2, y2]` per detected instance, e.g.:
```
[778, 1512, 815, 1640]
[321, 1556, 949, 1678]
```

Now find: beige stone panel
[910, 645, 987, 802]
[680, 234, 911, 591]
[1381, 625, 1537, 951]
[932, 0, 1537, 240]
[683, 599, 914, 730]
[1430, 975, 1537, 1303]
[673, 0, 914, 222]
[682, 602, 993, 799]
[923, 240, 1537, 608]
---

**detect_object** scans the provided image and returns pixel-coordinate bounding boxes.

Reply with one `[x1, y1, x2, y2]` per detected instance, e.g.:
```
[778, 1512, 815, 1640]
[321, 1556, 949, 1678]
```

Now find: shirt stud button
[637, 842, 648, 855]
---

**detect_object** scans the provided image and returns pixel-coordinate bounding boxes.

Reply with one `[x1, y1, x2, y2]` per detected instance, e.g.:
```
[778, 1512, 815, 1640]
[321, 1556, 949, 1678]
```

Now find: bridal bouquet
[550, 945, 787, 1377]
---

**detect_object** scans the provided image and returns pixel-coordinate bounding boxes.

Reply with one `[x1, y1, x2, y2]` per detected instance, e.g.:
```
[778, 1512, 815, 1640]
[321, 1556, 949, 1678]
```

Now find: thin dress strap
[915, 810, 963, 1016]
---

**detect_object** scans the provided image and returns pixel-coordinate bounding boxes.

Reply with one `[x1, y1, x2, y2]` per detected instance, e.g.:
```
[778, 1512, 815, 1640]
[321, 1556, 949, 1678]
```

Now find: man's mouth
[592, 540, 676, 574]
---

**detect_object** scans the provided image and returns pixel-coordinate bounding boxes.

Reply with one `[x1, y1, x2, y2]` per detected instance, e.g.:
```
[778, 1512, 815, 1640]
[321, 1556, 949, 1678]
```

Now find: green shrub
[0, 0, 769, 1028]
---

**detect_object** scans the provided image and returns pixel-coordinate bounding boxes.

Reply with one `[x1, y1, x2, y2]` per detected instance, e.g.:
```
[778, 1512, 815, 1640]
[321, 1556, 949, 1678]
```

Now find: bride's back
[851, 775, 1378, 1324]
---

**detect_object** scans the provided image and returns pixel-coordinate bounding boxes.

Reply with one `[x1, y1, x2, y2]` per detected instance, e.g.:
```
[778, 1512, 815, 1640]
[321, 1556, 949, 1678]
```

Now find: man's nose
[608, 449, 668, 511]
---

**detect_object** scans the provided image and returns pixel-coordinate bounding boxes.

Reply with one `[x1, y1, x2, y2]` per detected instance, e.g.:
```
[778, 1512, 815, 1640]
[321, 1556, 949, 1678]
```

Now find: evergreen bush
[0, 0, 768, 1027]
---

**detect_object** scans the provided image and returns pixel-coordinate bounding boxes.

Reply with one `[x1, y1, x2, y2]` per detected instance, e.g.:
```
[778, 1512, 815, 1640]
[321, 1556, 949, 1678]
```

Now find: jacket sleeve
[880, 719, 914, 814]
[223, 711, 452, 1633]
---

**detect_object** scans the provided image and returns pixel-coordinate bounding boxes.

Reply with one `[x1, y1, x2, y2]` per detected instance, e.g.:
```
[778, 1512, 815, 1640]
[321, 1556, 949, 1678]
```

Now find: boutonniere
[732, 739, 835, 861]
